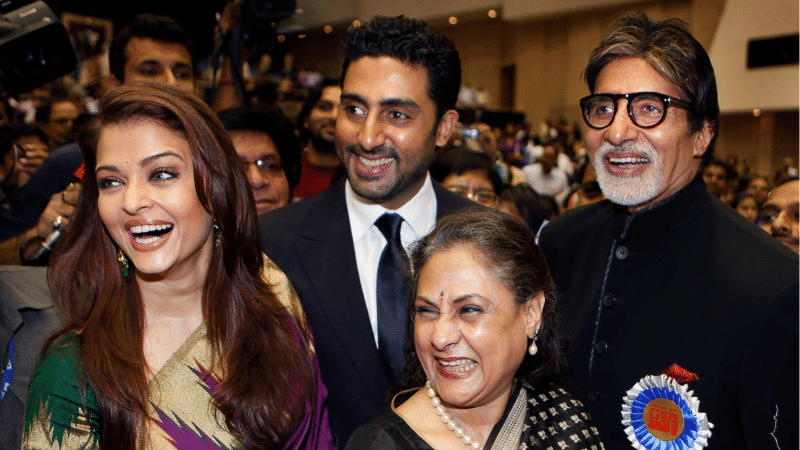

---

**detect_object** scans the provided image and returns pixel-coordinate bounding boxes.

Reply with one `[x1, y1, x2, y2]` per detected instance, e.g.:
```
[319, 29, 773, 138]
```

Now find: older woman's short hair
[400, 209, 566, 390]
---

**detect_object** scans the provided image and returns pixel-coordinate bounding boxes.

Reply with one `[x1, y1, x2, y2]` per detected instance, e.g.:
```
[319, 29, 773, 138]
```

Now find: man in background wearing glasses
[538, 12, 797, 450]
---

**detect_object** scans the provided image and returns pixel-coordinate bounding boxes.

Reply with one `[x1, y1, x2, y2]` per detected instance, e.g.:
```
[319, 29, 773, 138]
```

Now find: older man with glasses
[538, 12, 798, 450]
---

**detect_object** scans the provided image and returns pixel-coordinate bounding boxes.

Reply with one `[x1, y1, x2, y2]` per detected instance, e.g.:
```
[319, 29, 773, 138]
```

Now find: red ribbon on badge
[659, 364, 699, 384]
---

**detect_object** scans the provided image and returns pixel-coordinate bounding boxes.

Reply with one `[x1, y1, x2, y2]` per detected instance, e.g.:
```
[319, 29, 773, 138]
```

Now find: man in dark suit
[259, 16, 475, 446]
[1, 266, 63, 449]
[539, 12, 798, 450]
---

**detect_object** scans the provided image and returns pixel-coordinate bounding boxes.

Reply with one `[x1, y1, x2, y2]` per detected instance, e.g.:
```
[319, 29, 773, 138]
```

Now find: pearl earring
[528, 329, 539, 356]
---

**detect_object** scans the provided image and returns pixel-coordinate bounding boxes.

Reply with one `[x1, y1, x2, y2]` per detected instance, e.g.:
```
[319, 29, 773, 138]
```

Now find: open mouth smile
[436, 357, 477, 378]
[354, 154, 395, 177]
[126, 221, 173, 251]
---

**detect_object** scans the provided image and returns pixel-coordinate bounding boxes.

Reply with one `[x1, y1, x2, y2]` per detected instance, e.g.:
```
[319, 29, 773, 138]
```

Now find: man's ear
[692, 120, 715, 157]
[434, 109, 459, 147]
[524, 291, 545, 339]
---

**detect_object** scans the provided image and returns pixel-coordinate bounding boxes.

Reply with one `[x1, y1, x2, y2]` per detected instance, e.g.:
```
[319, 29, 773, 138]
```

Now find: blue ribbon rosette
[621, 374, 713, 450]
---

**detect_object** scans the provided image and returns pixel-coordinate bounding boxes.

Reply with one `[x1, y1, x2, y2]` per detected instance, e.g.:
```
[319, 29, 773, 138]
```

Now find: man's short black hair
[217, 106, 302, 192]
[109, 14, 195, 83]
[341, 15, 461, 122]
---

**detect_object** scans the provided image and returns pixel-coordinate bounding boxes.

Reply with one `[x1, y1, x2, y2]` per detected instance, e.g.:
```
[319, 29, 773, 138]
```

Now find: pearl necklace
[425, 380, 483, 450]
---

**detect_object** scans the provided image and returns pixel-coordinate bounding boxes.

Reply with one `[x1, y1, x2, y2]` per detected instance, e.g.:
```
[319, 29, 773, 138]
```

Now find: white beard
[593, 141, 664, 207]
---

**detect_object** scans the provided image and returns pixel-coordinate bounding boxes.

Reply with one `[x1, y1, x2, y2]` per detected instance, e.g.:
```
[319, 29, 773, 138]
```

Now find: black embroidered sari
[346, 382, 604, 450]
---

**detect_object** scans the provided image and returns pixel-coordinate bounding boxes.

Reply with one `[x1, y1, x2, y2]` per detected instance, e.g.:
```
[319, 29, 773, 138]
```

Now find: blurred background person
[497, 121, 525, 167]
[347, 210, 603, 449]
[497, 183, 558, 237]
[774, 156, 799, 186]
[521, 143, 570, 203]
[293, 78, 342, 199]
[430, 145, 503, 208]
[732, 191, 760, 224]
[761, 178, 799, 253]
[33, 97, 80, 150]
[0, 124, 49, 211]
[217, 106, 301, 214]
[747, 176, 771, 207]
[701, 158, 729, 199]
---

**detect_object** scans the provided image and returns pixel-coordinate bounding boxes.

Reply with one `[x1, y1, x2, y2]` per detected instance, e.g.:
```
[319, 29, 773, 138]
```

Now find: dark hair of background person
[701, 157, 731, 179]
[500, 184, 556, 232]
[109, 13, 197, 84]
[429, 146, 504, 195]
[341, 15, 461, 122]
[296, 78, 342, 142]
[6, 122, 49, 145]
[399, 209, 566, 392]
[34, 97, 70, 124]
[48, 83, 315, 449]
[583, 11, 720, 162]
[217, 105, 303, 192]
[732, 191, 758, 210]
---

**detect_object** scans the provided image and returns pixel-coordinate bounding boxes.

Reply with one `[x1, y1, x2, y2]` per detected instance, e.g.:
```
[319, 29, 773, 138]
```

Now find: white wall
[708, 0, 799, 112]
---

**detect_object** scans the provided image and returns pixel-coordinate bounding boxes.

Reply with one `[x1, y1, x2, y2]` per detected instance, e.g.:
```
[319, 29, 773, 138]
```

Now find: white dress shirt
[346, 174, 438, 347]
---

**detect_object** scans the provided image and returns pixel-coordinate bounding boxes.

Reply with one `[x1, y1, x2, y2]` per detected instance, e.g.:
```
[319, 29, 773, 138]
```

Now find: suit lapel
[293, 182, 389, 401]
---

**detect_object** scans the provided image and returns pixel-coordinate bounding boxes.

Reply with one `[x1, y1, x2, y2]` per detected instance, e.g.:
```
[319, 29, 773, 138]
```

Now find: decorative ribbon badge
[622, 374, 713, 450]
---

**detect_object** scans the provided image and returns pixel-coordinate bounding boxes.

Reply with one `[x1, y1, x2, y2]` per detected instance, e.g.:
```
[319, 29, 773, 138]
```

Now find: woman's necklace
[425, 380, 483, 450]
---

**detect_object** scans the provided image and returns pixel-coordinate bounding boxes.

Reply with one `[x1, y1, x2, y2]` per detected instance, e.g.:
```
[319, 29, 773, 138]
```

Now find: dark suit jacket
[258, 177, 475, 446]
[539, 175, 798, 449]
[0, 266, 63, 450]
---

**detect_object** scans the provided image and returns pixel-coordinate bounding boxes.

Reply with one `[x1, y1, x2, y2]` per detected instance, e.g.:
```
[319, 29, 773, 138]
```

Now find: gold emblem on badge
[643, 398, 684, 440]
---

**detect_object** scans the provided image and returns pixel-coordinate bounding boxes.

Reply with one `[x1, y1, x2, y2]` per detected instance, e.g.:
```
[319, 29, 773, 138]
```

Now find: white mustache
[595, 141, 658, 161]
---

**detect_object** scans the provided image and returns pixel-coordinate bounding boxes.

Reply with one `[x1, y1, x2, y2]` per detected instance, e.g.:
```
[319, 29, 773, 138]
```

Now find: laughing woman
[22, 83, 334, 449]
[347, 210, 603, 450]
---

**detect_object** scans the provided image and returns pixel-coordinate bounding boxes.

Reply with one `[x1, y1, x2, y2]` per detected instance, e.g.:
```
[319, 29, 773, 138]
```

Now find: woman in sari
[22, 83, 334, 449]
[347, 209, 603, 449]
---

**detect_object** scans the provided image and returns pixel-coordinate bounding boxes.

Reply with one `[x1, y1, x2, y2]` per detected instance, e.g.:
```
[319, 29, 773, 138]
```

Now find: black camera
[0, 1, 77, 95]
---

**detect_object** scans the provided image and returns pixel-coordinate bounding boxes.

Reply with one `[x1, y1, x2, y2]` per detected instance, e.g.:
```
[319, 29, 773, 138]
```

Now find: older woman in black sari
[347, 209, 603, 449]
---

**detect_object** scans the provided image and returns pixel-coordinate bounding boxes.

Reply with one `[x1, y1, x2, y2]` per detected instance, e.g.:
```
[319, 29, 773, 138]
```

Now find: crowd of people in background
[0, 16, 795, 252]
[2, 68, 796, 244]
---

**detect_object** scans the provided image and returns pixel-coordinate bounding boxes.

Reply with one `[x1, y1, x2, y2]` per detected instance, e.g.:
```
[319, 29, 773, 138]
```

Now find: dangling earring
[117, 248, 130, 279]
[528, 329, 539, 356]
[213, 224, 221, 247]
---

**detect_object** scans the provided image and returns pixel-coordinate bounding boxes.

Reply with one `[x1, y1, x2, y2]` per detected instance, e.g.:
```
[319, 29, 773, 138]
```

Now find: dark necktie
[374, 213, 410, 383]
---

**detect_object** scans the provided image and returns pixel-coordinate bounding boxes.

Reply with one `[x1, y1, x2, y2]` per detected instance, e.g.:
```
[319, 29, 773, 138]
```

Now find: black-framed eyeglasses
[446, 187, 498, 206]
[580, 92, 692, 130]
[240, 158, 284, 177]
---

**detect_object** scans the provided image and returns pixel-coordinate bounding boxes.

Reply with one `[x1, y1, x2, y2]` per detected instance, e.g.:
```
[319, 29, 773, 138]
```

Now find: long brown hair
[48, 82, 316, 448]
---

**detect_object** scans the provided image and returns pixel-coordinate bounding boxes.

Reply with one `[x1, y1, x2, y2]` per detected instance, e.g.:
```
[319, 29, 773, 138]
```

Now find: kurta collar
[609, 173, 712, 242]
